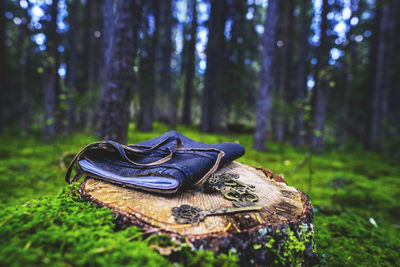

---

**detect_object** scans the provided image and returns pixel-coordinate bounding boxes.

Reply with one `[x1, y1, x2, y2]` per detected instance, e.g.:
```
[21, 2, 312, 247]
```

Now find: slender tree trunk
[87, 0, 103, 130]
[97, 0, 142, 143]
[0, 0, 6, 133]
[66, 0, 79, 134]
[253, 0, 279, 151]
[96, 0, 115, 134]
[138, 1, 157, 132]
[225, 0, 247, 124]
[379, 0, 396, 141]
[77, 0, 94, 127]
[91, 1, 103, 87]
[369, 2, 390, 149]
[158, 0, 175, 127]
[275, 0, 294, 142]
[201, 0, 227, 133]
[295, 0, 307, 147]
[43, 0, 60, 139]
[311, 0, 329, 151]
[102, 0, 114, 74]
[85, 0, 95, 93]
[339, 63, 351, 145]
[18, 21, 30, 132]
[339, 44, 356, 145]
[181, 0, 197, 126]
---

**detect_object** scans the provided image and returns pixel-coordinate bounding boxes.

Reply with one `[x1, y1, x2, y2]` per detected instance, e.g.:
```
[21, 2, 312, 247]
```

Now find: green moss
[315, 209, 400, 266]
[0, 184, 169, 266]
[282, 230, 307, 265]
[0, 184, 238, 266]
[265, 237, 275, 249]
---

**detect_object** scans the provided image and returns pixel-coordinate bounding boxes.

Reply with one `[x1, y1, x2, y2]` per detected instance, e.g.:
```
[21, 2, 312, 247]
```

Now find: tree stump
[80, 162, 315, 265]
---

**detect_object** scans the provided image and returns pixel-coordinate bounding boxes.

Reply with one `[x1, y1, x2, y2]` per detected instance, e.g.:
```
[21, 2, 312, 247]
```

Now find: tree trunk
[311, 0, 329, 151]
[17, 18, 30, 132]
[225, 0, 248, 126]
[201, 0, 227, 133]
[253, 0, 279, 151]
[138, 1, 158, 132]
[87, 0, 103, 130]
[339, 45, 356, 145]
[295, 0, 308, 148]
[379, 0, 396, 142]
[157, 0, 176, 127]
[43, 0, 60, 139]
[97, 0, 142, 143]
[96, 0, 115, 135]
[369, 2, 390, 149]
[78, 0, 95, 127]
[101, 0, 114, 75]
[181, 0, 197, 126]
[275, 0, 294, 142]
[66, 0, 79, 134]
[80, 162, 315, 266]
[390, 1, 400, 137]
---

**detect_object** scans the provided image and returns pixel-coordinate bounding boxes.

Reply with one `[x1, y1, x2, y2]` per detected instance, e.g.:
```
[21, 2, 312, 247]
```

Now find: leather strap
[106, 140, 174, 167]
[65, 137, 224, 188]
[65, 141, 105, 184]
[65, 137, 182, 184]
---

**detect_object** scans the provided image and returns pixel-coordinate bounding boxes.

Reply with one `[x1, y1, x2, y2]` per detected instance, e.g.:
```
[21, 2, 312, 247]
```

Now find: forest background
[0, 0, 399, 266]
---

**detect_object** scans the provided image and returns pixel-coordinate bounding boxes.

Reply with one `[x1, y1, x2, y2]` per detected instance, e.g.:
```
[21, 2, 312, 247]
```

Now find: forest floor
[0, 123, 399, 266]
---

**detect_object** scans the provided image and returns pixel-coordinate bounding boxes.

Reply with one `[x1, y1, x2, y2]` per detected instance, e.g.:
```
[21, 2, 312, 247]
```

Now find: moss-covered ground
[1, 123, 399, 266]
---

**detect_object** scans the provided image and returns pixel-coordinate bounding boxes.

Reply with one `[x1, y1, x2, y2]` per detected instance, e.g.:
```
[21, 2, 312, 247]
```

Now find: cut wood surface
[80, 161, 315, 265]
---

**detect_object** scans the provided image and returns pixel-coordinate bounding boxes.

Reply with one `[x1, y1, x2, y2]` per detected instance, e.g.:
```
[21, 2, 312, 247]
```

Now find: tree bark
[295, 0, 308, 148]
[66, 0, 79, 134]
[181, 0, 197, 126]
[97, 0, 142, 143]
[43, 0, 60, 139]
[253, 0, 279, 151]
[311, 0, 329, 151]
[201, 0, 227, 133]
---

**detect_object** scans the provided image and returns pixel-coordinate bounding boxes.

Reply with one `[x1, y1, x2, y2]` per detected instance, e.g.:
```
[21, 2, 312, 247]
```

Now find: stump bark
[80, 161, 315, 265]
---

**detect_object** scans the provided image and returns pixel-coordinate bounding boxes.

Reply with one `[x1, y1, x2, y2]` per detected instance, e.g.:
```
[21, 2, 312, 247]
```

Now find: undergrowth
[0, 122, 399, 266]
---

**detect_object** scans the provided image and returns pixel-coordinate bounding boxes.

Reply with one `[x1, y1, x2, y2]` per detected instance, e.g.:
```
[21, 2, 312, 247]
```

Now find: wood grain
[81, 161, 307, 236]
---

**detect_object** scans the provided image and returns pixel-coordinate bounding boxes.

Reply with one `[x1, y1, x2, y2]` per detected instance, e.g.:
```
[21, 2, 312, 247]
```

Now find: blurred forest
[1, 0, 399, 153]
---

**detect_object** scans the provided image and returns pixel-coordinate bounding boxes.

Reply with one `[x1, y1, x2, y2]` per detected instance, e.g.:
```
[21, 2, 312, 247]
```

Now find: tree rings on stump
[80, 161, 315, 265]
